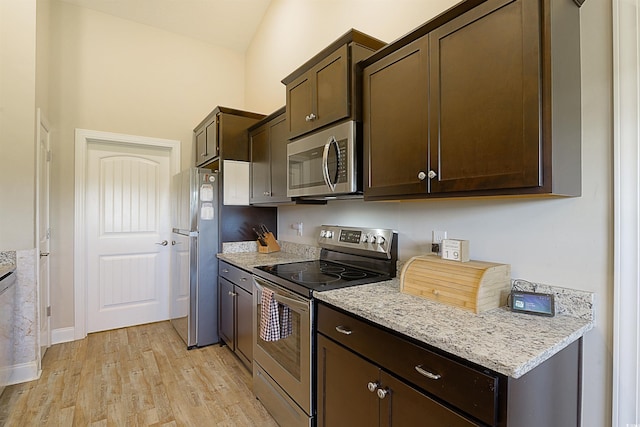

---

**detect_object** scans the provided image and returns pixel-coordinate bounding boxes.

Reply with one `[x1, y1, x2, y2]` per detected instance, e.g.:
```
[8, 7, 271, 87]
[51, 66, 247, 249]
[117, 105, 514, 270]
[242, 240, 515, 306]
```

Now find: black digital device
[510, 291, 555, 317]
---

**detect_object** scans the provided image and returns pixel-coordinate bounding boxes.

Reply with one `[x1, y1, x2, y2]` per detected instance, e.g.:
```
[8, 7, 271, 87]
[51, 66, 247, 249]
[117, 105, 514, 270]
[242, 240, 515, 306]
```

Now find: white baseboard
[6, 361, 40, 385]
[51, 327, 76, 345]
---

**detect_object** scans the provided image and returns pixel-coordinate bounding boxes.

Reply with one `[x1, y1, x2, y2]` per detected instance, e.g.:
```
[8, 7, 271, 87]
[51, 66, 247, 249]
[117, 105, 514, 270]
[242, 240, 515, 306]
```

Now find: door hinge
[46, 150, 52, 162]
[46, 228, 51, 239]
[46, 306, 51, 317]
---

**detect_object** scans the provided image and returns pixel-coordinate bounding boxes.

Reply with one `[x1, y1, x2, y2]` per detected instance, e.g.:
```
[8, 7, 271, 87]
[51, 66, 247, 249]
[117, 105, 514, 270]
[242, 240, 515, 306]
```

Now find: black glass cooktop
[254, 259, 389, 296]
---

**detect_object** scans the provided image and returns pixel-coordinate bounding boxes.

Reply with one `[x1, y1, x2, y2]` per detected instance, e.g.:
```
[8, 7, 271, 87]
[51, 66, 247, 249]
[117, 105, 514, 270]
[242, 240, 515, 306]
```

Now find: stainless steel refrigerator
[170, 167, 276, 348]
[170, 168, 219, 347]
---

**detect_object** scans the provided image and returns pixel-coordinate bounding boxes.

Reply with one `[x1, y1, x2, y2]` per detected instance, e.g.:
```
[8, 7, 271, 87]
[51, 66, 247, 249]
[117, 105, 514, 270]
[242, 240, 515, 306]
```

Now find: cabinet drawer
[317, 303, 499, 425]
[218, 261, 252, 292]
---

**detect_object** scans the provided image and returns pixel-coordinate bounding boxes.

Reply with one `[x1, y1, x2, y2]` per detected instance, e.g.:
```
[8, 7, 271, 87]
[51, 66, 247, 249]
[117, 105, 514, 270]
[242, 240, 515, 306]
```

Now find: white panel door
[36, 109, 51, 363]
[86, 142, 171, 333]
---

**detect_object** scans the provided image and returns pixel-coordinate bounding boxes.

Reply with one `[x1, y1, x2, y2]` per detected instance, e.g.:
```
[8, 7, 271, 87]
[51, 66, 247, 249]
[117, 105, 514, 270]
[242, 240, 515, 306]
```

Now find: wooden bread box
[400, 255, 511, 313]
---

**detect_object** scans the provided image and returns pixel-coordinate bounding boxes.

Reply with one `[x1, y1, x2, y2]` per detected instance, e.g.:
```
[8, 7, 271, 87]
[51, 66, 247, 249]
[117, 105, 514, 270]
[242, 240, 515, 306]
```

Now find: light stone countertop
[0, 251, 16, 274]
[217, 242, 594, 379]
[314, 279, 594, 379]
[0, 265, 15, 278]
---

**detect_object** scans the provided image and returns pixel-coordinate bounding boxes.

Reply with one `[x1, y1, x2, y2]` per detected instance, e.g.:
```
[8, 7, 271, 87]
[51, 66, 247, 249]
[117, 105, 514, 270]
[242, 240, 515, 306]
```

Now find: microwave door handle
[322, 138, 337, 192]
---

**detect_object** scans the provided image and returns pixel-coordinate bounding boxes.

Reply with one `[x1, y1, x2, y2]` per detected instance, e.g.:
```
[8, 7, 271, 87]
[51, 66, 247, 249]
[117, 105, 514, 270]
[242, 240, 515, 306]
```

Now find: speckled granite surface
[218, 241, 320, 270]
[218, 242, 594, 379]
[314, 279, 594, 379]
[0, 252, 16, 278]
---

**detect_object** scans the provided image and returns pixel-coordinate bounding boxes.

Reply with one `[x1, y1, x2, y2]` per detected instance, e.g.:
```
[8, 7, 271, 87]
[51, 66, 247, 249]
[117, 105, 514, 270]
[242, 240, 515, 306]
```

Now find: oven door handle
[254, 281, 309, 313]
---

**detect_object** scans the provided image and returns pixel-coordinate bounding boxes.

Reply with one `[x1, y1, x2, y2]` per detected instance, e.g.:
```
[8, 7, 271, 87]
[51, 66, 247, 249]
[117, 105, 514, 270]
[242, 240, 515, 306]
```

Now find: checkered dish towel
[259, 287, 293, 341]
[260, 287, 281, 342]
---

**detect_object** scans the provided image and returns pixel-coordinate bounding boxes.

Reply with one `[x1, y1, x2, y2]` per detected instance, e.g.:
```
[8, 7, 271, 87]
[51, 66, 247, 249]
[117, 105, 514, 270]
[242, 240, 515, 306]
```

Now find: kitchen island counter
[314, 278, 594, 379]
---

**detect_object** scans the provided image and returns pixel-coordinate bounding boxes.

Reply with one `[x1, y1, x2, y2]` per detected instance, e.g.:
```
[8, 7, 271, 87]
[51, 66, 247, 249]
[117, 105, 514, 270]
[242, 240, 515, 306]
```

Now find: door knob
[155, 240, 168, 246]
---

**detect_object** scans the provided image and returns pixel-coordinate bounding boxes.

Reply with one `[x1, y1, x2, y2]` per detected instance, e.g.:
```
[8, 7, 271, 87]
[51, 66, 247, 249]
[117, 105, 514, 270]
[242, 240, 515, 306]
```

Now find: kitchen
[0, 0, 634, 426]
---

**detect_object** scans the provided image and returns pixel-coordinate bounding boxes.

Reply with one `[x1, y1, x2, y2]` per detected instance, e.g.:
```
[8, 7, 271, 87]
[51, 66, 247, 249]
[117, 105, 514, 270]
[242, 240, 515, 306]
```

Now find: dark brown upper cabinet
[282, 29, 386, 140]
[362, 0, 582, 201]
[249, 107, 291, 205]
[194, 106, 265, 168]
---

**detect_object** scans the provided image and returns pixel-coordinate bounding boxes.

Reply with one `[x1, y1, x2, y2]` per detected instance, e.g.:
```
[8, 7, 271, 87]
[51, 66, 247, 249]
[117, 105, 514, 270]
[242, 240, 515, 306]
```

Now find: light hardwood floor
[0, 321, 278, 426]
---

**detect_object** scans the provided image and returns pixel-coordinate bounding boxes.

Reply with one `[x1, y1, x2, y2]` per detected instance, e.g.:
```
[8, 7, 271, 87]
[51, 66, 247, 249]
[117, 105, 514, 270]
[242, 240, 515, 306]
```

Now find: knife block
[258, 232, 281, 253]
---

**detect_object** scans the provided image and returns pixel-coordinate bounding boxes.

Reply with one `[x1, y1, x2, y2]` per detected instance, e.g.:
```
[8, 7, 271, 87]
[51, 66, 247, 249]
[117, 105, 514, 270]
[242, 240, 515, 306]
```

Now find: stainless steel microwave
[287, 120, 359, 198]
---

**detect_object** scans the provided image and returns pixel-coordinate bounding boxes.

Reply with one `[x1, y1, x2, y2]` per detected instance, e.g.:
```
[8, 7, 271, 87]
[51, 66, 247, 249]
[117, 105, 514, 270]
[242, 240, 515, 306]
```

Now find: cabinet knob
[309, 113, 316, 121]
[305, 115, 311, 122]
[376, 388, 389, 399]
[417, 171, 427, 181]
[367, 381, 379, 392]
[427, 170, 437, 179]
[155, 240, 168, 246]
[228, 291, 237, 297]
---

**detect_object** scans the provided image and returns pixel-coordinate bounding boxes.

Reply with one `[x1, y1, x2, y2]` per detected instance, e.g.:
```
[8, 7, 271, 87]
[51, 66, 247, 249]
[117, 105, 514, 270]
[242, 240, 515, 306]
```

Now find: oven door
[287, 120, 357, 198]
[253, 276, 312, 415]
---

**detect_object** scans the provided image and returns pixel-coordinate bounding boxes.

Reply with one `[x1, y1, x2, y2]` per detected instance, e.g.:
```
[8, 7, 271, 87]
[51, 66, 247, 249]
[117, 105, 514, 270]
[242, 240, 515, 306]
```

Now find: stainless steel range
[252, 225, 398, 427]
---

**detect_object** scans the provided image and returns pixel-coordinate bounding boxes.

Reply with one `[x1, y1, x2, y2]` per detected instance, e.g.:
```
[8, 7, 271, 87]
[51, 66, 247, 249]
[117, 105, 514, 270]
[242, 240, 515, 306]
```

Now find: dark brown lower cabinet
[316, 302, 582, 427]
[219, 261, 254, 370]
[317, 334, 478, 426]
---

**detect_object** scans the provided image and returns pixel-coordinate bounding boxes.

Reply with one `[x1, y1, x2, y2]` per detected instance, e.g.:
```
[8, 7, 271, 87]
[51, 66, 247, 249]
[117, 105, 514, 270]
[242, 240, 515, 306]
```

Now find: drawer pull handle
[367, 381, 378, 392]
[222, 269, 229, 273]
[415, 365, 441, 380]
[335, 325, 352, 335]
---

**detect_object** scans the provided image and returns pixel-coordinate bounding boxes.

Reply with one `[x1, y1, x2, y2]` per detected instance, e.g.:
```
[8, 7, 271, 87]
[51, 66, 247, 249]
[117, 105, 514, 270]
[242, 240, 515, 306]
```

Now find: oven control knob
[370, 235, 377, 244]
[362, 234, 370, 243]
[376, 235, 386, 245]
[326, 230, 334, 238]
[320, 230, 326, 238]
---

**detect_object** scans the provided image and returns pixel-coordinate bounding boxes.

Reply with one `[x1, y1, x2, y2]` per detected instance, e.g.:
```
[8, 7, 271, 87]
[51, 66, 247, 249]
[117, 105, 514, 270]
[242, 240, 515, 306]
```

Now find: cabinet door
[286, 45, 350, 139]
[205, 118, 218, 160]
[235, 285, 253, 369]
[379, 371, 479, 427]
[313, 44, 349, 131]
[287, 74, 313, 138]
[363, 36, 429, 199]
[429, 0, 540, 193]
[250, 125, 271, 203]
[195, 127, 207, 166]
[218, 277, 235, 350]
[317, 334, 379, 427]
[268, 114, 290, 202]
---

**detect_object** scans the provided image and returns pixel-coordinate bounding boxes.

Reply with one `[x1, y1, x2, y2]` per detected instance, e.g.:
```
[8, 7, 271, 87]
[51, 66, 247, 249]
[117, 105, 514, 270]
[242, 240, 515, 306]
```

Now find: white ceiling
[59, 0, 273, 52]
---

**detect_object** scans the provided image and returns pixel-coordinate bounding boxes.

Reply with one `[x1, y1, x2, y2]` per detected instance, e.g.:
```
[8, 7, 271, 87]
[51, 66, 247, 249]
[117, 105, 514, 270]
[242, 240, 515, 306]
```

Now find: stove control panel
[318, 225, 397, 259]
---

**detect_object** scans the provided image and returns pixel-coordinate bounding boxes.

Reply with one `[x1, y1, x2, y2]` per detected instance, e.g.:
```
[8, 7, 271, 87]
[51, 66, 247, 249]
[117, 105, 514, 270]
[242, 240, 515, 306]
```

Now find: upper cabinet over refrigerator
[193, 106, 265, 168]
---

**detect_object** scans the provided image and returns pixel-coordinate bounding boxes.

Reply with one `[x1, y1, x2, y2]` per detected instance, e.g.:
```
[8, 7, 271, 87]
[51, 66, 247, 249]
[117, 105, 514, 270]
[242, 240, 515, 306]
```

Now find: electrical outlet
[432, 230, 447, 254]
[432, 230, 447, 244]
[291, 222, 303, 236]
